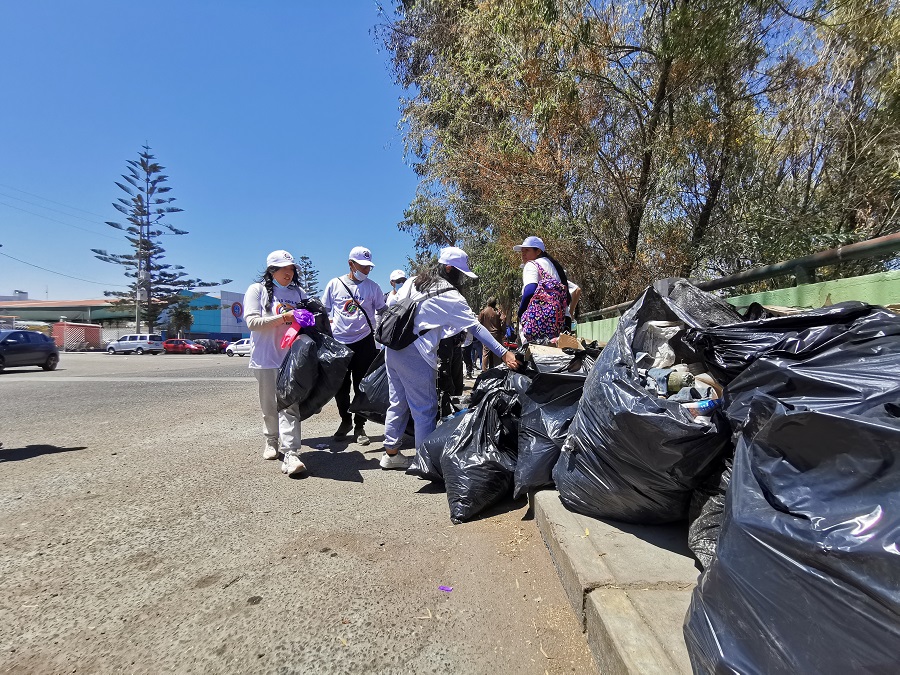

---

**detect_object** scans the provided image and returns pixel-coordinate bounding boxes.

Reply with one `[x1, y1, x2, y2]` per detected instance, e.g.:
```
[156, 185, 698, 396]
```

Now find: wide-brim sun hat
[512, 236, 546, 252]
[438, 246, 478, 279]
[349, 246, 375, 267]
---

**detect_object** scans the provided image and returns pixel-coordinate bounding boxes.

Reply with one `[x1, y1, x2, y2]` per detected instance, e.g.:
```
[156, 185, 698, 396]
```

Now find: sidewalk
[533, 491, 699, 674]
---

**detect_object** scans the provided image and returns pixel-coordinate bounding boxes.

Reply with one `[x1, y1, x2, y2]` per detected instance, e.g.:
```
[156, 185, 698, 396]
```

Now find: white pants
[253, 368, 302, 452]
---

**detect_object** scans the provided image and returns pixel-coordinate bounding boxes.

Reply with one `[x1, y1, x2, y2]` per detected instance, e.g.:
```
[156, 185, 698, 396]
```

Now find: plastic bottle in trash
[682, 399, 721, 419]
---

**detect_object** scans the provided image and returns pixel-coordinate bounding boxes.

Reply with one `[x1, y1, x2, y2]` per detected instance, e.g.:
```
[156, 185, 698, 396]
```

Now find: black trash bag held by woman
[276, 333, 319, 411]
[277, 328, 353, 420]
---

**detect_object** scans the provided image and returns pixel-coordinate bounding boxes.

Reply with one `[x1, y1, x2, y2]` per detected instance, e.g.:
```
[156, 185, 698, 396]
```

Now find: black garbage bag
[553, 281, 735, 524]
[295, 330, 353, 420]
[680, 301, 891, 386]
[685, 309, 900, 673]
[348, 351, 389, 423]
[684, 398, 900, 674]
[296, 297, 333, 337]
[406, 412, 466, 481]
[276, 333, 319, 411]
[686, 457, 732, 570]
[441, 388, 520, 523]
[513, 372, 586, 499]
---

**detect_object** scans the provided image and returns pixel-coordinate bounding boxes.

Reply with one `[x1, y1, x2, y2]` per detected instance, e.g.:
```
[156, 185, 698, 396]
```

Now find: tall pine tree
[91, 145, 231, 331]
[296, 254, 321, 296]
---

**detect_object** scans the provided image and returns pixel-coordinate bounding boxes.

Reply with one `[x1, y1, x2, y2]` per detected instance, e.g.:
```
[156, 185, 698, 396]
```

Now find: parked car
[192, 338, 220, 354]
[0, 330, 60, 372]
[215, 339, 230, 352]
[225, 338, 251, 357]
[106, 334, 164, 355]
[163, 339, 205, 354]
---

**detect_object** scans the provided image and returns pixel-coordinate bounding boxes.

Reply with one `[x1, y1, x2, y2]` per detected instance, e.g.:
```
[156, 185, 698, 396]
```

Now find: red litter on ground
[439, 585, 453, 592]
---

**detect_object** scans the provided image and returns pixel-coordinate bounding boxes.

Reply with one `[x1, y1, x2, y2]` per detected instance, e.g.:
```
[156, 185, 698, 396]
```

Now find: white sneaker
[380, 451, 409, 470]
[262, 441, 279, 460]
[281, 452, 306, 476]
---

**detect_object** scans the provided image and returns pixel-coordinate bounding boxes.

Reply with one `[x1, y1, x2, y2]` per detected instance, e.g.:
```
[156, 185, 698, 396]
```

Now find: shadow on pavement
[414, 481, 446, 495]
[469, 496, 529, 522]
[298, 449, 381, 483]
[600, 519, 693, 558]
[0, 444, 88, 463]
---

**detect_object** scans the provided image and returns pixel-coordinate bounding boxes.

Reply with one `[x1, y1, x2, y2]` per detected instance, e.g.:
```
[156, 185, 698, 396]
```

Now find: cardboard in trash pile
[556, 333, 582, 350]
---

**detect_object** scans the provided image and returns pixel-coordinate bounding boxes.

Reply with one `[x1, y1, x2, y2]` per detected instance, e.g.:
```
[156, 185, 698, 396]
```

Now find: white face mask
[353, 269, 368, 282]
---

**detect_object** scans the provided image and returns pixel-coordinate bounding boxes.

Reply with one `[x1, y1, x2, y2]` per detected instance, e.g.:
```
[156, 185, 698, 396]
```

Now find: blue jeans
[384, 343, 438, 451]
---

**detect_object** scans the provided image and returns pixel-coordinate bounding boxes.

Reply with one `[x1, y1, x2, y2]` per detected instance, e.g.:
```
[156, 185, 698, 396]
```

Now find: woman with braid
[243, 250, 308, 477]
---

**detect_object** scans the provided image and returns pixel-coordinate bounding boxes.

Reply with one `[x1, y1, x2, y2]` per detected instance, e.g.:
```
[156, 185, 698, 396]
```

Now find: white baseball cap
[438, 246, 478, 279]
[348, 246, 374, 267]
[266, 250, 296, 268]
[389, 269, 407, 282]
[513, 236, 546, 252]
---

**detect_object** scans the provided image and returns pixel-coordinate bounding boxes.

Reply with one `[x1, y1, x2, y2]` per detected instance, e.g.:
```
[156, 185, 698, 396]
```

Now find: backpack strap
[338, 278, 375, 336]
[414, 284, 455, 336]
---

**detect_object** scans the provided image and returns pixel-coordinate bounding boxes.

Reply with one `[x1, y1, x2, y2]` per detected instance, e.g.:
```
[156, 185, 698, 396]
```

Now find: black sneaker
[333, 420, 353, 439]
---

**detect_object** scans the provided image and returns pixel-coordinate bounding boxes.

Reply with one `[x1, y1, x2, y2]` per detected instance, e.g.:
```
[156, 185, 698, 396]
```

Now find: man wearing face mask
[321, 246, 388, 445]
[385, 269, 407, 307]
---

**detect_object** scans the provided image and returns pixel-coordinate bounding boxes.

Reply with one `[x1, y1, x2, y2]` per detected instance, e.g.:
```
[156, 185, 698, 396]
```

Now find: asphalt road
[0, 352, 595, 674]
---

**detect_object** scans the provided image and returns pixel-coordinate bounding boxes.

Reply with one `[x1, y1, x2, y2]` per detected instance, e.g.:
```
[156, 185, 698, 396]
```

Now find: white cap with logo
[389, 269, 407, 282]
[348, 246, 374, 267]
[438, 246, 478, 279]
[266, 250, 297, 268]
[512, 236, 546, 252]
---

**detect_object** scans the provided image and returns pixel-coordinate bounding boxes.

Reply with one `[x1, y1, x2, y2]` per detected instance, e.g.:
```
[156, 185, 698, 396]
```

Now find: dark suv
[0, 330, 60, 372]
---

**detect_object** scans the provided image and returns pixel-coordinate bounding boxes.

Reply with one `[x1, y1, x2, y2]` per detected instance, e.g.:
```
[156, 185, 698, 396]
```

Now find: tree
[380, 0, 900, 309]
[167, 299, 194, 338]
[91, 146, 231, 331]
[296, 255, 321, 296]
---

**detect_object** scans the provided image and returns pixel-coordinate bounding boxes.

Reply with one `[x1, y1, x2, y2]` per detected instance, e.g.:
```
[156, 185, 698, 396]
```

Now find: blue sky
[0, 2, 419, 301]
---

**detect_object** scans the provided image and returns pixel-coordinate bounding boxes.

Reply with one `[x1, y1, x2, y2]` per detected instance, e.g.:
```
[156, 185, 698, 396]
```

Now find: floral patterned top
[520, 263, 567, 342]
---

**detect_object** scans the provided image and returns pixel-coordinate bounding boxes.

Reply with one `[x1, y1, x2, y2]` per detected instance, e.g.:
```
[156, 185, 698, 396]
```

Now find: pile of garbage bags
[682, 303, 900, 673]
[408, 350, 593, 523]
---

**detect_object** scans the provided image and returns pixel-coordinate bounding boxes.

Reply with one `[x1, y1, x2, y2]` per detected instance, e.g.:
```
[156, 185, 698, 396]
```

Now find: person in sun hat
[243, 249, 308, 477]
[385, 269, 408, 307]
[377, 246, 520, 470]
[513, 236, 571, 343]
[321, 246, 388, 446]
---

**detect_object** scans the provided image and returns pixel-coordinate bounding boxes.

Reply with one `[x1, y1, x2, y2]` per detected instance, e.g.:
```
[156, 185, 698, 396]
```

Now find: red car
[163, 339, 205, 354]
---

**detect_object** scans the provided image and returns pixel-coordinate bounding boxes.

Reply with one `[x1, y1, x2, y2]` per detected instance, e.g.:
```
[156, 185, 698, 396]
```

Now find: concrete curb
[533, 491, 699, 674]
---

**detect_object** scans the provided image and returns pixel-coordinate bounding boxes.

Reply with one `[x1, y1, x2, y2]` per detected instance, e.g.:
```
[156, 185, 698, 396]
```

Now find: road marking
[0, 376, 254, 383]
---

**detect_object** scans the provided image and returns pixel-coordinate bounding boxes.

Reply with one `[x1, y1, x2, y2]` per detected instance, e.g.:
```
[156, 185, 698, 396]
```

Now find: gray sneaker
[281, 452, 306, 476]
[355, 427, 370, 446]
[379, 451, 409, 470]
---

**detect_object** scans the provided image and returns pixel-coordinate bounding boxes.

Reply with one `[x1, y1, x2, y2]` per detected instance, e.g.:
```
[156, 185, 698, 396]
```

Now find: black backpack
[375, 286, 453, 350]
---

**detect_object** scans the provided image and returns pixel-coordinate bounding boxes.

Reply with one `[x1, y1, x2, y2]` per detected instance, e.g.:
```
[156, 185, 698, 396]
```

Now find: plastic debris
[438, 585, 453, 592]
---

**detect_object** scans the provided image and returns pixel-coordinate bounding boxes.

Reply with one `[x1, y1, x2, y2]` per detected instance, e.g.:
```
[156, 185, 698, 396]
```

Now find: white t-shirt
[385, 289, 401, 307]
[522, 257, 561, 289]
[322, 275, 387, 345]
[394, 278, 480, 370]
[243, 282, 308, 369]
